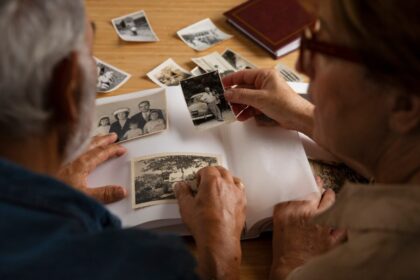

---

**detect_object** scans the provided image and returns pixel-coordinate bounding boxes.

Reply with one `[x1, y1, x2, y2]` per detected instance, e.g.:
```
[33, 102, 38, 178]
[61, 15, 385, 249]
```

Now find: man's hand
[270, 179, 347, 280]
[223, 69, 315, 137]
[58, 133, 128, 204]
[174, 166, 247, 280]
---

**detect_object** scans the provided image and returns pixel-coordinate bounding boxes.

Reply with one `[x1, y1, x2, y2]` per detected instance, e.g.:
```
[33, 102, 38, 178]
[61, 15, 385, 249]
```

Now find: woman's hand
[270, 180, 347, 280]
[58, 133, 128, 204]
[175, 166, 247, 280]
[223, 69, 315, 137]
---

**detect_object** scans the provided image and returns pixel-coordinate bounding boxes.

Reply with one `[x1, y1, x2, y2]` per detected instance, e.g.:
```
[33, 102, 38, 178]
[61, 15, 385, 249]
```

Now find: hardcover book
[224, 0, 315, 58]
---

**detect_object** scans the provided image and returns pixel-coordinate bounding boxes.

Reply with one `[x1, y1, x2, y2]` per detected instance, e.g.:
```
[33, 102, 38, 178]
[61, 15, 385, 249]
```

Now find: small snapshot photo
[132, 153, 220, 209]
[147, 58, 192, 87]
[192, 52, 236, 77]
[177, 18, 233, 51]
[94, 90, 167, 142]
[112, 10, 159, 42]
[222, 49, 257, 71]
[180, 71, 236, 130]
[95, 58, 131, 93]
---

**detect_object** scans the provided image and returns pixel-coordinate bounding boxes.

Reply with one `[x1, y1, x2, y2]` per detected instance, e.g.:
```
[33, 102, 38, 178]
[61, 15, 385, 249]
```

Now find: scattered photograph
[95, 58, 131, 93]
[191, 52, 236, 77]
[191, 66, 207, 76]
[94, 90, 167, 142]
[222, 49, 257, 71]
[177, 18, 233, 51]
[180, 71, 236, 130]
[276, 63, 303, 82]
[147, 58, 192, 87]
[112, 10, 159, 42]
[132, 153, 220, 209]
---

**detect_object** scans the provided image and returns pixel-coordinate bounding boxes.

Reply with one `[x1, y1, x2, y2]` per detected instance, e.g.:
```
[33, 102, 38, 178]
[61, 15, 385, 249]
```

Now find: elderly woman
[218, 0, 419, 279]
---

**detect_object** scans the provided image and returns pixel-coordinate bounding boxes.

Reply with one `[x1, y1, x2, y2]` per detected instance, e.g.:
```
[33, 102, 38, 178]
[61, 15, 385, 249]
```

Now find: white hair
[0, 0, 88, 138]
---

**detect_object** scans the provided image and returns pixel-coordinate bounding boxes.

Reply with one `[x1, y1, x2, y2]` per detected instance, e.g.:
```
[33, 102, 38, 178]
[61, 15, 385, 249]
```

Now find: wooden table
[86, 0, 300, 278]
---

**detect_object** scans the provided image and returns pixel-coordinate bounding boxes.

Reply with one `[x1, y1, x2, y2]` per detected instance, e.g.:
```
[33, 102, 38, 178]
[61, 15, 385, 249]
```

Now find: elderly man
[0, 1, 246, 279]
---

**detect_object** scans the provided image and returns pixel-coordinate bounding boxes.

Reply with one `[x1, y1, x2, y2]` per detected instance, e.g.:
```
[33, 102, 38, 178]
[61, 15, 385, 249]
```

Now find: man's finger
[213, 166, 235, 183]
[89, 133, 118, 150]
[316, 188, 336, 213]
[196, 166, 222, 194]
[86, 185, 127, 204]
[83, 144, 127, 174]
[174, 182, 194, 220]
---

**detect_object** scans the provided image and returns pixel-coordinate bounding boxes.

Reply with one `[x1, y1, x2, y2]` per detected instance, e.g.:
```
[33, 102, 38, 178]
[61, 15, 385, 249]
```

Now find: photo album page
[88, 86, 318, 237]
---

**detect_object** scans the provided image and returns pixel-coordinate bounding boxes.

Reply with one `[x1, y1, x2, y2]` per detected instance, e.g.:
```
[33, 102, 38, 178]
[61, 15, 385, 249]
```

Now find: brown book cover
[224, 0, 315, 58]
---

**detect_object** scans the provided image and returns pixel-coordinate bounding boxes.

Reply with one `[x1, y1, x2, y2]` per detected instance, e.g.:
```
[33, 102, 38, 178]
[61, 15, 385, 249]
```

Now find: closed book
[224, 0, 315, 58]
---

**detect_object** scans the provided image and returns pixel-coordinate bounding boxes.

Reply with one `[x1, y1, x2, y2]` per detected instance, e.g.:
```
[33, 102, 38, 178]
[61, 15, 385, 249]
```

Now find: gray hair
[0, 0, 87, 138]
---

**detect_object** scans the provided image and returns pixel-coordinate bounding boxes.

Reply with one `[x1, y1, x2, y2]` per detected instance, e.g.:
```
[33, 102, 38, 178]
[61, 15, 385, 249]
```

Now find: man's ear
[389, 92, 420, 134]
[47, 52, 81, 125]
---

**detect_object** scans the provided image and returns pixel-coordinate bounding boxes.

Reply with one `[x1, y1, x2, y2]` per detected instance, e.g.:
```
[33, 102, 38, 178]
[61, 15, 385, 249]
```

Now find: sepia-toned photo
[177, 18, 233, 51]
[112, 10, 159, 42]
[94, 90, 167, 142]
[131, 153, 220, 209]
[147, 58, 192, 87]
[222, 49, 257, 71]
[191, 52, 236, 78]
[95, 58, 131, 93]
[180, 71, 236, 130]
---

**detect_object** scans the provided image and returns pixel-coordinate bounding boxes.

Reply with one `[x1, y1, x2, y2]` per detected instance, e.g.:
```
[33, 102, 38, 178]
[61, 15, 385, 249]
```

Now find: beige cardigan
[288, 183, 420, 280]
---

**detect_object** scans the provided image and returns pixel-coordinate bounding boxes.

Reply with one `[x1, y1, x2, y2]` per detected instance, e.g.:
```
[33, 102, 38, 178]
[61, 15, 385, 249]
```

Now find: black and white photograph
[180, 71, 236, 130]
[147, 58, 192, 87]
[131, 153, 220, 209]
[112, 10, 159, 42]
[177, 18, 233, 51]
[95, 58, 131, 93]
[94, 90, 167, 142]
[191, 52, 236, 77]
[222, 49, 257, 71]
[191, 66, 207, 76]
[276, 62, 303, 82]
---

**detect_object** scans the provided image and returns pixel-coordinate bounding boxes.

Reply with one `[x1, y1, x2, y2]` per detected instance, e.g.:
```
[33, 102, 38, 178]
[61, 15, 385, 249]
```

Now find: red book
[224, 0, 315, 58]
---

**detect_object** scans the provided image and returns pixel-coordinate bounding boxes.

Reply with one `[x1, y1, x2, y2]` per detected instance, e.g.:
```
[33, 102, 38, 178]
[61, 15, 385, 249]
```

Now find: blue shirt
[0, 159, 198, 280]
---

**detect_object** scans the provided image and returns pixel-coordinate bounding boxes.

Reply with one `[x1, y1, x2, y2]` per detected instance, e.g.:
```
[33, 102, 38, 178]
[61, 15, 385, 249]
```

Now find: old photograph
[180, 71, 236, 130]
[276, 62, 302, 82]
[191, 66, 207, 76]
[132, 153, 220, 209]
[112, 10, 159, 42]
[95, 58, 131, 93]
[147, 58, 192, 87]
[177, 18, 233, 51]
[94, 90, 167, 142]
[222, 49, 257, 71]
[191, 52, 236, 77]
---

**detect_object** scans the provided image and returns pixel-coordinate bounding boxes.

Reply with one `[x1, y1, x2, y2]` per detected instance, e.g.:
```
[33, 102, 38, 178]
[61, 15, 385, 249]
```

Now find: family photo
[180, 71, 236, 130]
[131, 153, 219, 209]
[112, 10, 159, 42]
[94, 90, 167, 142]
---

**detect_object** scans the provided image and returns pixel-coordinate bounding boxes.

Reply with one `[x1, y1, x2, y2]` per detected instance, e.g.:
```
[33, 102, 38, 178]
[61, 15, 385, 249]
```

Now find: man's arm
[57, 133, 127, 204]
[175, 167, 246, 280]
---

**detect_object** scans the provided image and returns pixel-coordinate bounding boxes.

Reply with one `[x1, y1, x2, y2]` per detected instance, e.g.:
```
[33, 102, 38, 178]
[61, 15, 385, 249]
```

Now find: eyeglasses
[297, 20, 363, 77]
